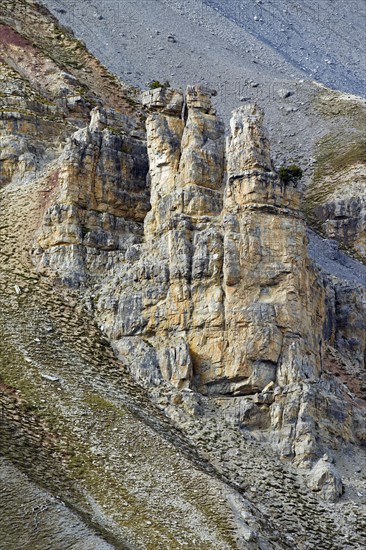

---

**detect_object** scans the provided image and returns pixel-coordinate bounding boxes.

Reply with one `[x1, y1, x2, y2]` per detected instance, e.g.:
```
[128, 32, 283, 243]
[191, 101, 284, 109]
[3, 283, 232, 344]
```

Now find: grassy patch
[313, 134, 366, 184]
[83, 391, 118, 412]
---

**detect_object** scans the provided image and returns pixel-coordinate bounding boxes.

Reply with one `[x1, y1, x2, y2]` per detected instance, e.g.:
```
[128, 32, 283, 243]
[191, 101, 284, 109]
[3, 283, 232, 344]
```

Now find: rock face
[222, 104, 324, 396]
[2, 2, 366, 546]
[305, 92, 366, 262]
[97, 86, 226, 390]
[32, 106, 149, 286]
[97, 91, 325, 400]
[32, 86, 366, 474]
[314, 192, 366, 260]
[308, 456, 344, 502]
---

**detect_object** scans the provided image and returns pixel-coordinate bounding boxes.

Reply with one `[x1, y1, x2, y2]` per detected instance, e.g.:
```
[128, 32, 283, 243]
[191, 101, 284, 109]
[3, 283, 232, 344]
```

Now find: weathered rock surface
[32, 82, 365, 476]
[98, 91, 323, 401]
[82, 88, 366, 478]
[222, 103, 324, 399]
[1, 1, 366, 548]
[32, 106, 149, 285]
[305, 92, 366, 261]
[308, 457, 344, 502]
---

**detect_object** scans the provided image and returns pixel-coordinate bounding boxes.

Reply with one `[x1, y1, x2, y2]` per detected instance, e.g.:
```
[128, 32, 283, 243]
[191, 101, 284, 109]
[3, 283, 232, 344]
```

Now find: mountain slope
[41, 0, 366, 262]
[1, 1, 365, 549]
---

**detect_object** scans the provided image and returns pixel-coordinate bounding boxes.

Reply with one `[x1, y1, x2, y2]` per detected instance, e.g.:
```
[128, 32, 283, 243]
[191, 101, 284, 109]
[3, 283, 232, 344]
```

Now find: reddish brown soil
[324, 347, 366, 404]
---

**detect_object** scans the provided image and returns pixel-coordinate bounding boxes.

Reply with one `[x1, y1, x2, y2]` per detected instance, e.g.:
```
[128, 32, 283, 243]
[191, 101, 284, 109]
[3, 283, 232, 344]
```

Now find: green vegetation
[313, 134, 366, 183]
[106, 125, 125, 137]
[83, 391, 118, 412]
[278, 164, 303, 185]
[149, 80, 170, 90]
[125, 96, 138, 106]
[81, 226, 90, 238]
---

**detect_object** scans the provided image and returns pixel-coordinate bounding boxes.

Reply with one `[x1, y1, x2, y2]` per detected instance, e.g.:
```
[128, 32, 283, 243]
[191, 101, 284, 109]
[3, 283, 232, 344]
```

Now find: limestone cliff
[1, 1, 366, 548]
[32, 84, 365, 478]
[32, 107, 149, 286]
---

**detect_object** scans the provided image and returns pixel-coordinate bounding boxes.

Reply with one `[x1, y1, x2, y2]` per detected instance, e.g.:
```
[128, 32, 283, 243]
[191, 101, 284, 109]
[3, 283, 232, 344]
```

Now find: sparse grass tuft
[278, 164, 303, 185]
[149, 80, 170, 90]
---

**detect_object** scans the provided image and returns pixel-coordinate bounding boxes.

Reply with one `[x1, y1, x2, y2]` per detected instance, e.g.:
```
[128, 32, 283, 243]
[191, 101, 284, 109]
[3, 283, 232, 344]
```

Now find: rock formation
[221, 104, 324, 397]
[91, 90, 322, 399]
[33, 84, 365, 481]
[305, 91, 366, 262]
[32, 105, 149, 285]
[1, 2, 366, 547]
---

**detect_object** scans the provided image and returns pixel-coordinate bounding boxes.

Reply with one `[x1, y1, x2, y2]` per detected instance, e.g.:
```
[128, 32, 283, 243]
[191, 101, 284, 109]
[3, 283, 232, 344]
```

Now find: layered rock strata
[221, 104, 325, 396]
[2, 2, 366, 545]
[32, 106, 149, 285]
[32, 85, 365, 489]
[94, 89, 325, 398]
[305, 91, 366, 262]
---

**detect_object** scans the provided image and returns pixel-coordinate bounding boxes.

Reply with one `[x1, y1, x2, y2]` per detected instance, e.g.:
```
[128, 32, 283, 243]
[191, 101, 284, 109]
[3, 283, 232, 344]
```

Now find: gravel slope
[39, 1, 365, 174]
[204, 0, 366, 96]
[0, 458, 113, 550]
[42, 0, 366, 98]
[308, 230, 366, 288]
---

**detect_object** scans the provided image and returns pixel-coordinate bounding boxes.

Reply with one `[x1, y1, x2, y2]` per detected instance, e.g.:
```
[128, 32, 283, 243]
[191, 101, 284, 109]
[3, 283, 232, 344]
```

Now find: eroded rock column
[141, 86, 225, 388]
[219, 104, 325, 396]
[33, 105, 149, 285]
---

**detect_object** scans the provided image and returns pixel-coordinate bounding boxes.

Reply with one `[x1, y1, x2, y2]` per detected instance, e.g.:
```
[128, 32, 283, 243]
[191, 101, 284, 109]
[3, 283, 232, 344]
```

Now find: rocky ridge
[33, 82, 365, 469]
[41, 0, 366, 262]
[1, 1, 366, 549]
